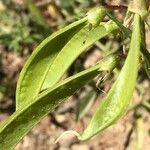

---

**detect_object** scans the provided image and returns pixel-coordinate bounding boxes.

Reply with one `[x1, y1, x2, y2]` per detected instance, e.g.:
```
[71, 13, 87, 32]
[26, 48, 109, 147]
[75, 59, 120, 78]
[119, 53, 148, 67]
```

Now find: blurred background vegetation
[0, 0, 149, 149]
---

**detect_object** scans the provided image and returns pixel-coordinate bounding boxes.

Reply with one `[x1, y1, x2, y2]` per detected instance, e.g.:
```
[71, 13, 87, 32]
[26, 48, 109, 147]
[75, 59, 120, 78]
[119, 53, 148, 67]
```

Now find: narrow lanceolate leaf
[16, 18, 118, 109]
[77, 14, 141, 141]
[0, 53, 118, 149]
[0, 65, 100, 150]
[16, 18, 87, 110]
[0, 64, 101, 150]
[42, 21, 118, 90]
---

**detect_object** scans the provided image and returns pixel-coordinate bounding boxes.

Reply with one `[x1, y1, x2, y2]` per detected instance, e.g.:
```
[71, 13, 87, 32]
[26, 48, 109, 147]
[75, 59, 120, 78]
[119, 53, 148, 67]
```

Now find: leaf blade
[0, 52, 118, 149]
[16, 19, 118, 110]
[78, 14, 141, 141]
[0, 64, 101, 150]
[16, 18, 87, 109]
[42, 21, 118, 90]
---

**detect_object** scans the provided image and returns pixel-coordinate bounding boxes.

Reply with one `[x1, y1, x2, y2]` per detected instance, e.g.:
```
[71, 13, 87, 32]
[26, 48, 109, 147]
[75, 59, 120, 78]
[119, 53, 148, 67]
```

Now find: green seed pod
[87, 6, 107, 29]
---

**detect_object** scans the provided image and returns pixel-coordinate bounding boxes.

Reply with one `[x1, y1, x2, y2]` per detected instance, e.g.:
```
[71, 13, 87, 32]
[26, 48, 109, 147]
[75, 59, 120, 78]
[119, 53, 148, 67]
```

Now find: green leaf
[76, 14, 141, 140]
[16, 18, 87, 110]
[42, 21, 118, 90]
[76, 90, 97, 120]
[0, 51, 119, 149]
[0, 64, 101, 150]
[16, 18, 118, 110]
